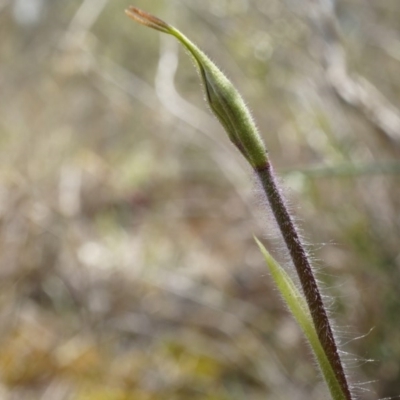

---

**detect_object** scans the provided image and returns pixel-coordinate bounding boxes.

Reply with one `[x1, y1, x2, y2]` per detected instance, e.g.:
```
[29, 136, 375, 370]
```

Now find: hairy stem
[256, 161, 352, 400]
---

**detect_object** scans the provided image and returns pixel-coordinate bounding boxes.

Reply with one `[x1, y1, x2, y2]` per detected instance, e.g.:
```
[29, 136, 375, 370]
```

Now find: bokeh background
[1, 0, 400, 399]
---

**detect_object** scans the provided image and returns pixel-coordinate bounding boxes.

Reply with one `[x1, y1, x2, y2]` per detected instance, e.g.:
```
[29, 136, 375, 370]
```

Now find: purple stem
[256, 161, 352, 400]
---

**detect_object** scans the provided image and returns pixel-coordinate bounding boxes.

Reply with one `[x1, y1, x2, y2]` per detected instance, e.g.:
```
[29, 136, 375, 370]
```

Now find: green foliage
[255, 238, 346, 400]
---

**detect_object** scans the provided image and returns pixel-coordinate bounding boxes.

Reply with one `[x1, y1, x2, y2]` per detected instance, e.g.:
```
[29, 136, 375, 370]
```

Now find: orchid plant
[125, 7, 354, 400]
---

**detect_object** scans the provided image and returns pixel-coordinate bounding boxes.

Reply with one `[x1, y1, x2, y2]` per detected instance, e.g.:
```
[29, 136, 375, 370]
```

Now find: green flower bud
[125, 6, 268, 169]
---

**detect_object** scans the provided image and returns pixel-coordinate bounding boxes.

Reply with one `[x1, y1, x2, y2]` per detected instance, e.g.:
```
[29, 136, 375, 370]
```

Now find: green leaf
[255, 238, 346, 400]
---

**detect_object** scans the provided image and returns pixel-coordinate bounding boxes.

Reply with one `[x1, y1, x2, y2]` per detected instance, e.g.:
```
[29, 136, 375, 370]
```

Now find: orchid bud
[125, 6, 268, 169]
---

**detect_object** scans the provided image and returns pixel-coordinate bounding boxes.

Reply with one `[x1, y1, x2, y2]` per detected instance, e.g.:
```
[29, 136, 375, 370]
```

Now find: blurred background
[1, 0, 400, 399]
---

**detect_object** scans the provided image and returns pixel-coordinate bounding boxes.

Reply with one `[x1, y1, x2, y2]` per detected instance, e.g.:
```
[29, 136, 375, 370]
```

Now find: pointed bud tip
[125, 6, 171, 34]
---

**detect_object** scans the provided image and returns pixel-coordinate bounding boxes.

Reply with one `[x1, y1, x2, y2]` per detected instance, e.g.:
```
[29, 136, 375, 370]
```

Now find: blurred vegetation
[0, 0, 399, 399]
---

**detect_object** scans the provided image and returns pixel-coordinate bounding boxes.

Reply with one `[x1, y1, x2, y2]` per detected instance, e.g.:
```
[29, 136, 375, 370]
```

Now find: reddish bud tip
[125, 6, 171, 34]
